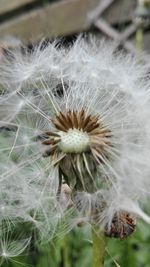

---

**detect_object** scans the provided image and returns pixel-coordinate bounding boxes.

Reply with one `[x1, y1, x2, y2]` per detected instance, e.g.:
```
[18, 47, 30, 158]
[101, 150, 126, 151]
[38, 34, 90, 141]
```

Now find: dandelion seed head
[0, 36, 150, 247]
[42, 108, 111, 180]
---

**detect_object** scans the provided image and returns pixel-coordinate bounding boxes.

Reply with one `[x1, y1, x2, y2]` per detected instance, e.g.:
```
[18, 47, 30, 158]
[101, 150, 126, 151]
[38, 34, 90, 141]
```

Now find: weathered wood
[103, 0, 137, 24]
[0, 0, 99, 41]
[0, 0, 140, 43]
[88, 0, 115, 23]
[0, 0, 38, 15]
[0, 0, 150, 58]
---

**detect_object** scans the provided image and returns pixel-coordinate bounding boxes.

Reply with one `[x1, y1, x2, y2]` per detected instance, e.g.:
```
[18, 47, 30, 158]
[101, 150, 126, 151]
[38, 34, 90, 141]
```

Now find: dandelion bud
[105, 211, 137, 239]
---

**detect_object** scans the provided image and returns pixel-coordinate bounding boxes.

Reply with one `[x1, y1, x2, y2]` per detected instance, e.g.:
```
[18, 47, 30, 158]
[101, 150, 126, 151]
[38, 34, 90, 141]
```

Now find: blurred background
[0, 0, 150, 266]
[0, 0, 150, 57]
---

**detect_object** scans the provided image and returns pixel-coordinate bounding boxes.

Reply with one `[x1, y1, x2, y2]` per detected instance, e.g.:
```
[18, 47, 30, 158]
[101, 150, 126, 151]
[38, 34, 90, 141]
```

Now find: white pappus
[0, 36, 150, 259]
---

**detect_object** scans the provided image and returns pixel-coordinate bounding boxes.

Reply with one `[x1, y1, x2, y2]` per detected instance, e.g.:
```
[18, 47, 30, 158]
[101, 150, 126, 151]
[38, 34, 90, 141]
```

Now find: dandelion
[0, 37, 150, 266]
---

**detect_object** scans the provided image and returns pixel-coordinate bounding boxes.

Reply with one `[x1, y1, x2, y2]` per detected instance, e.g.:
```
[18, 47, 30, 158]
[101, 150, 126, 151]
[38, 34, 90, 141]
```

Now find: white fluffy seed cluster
[0, 36, 150, 259]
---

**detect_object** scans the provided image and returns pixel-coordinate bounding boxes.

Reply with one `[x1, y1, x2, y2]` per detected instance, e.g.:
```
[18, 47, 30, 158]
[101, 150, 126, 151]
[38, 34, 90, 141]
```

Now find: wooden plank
[0, 0, 99, 42]
[88, 0, 115, 23]
[103, 0, 137, 24]
[0, 0, 38, 15]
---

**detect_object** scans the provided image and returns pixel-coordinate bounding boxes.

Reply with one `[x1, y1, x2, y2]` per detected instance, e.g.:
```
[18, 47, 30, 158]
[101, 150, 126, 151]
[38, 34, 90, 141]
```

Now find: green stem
[92, 226, 106, 267]
[136, 25, 143, 63]
[62, 234, 70, 267]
